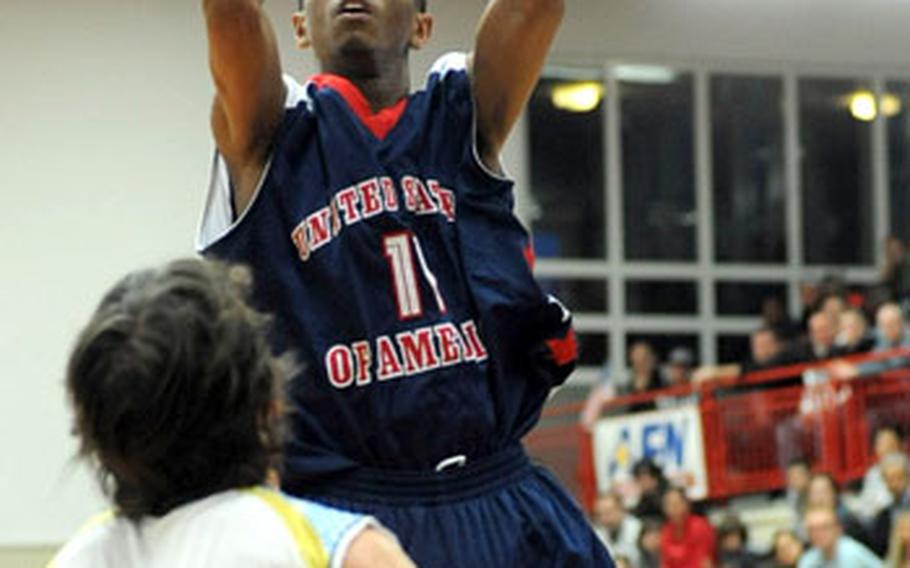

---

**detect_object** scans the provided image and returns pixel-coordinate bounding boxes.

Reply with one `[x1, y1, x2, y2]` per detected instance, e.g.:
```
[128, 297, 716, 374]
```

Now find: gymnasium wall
[2, 0, 910, 558]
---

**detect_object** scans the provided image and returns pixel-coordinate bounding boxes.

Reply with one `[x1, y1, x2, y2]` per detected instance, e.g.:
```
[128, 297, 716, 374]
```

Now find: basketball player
[197, 0, 611, 565]
[50, 259, 413, 567]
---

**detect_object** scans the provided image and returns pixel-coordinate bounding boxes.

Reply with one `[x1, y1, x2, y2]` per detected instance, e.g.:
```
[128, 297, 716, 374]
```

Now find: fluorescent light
[551, 82, 604, 113]
[882, 93, 902, 118]
[849, 91, 877, 122]
[847, 91, 902, 121]
[613, 65, 677, 84]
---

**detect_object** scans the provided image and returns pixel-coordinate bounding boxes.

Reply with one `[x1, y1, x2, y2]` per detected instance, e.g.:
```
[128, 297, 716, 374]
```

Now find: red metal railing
[524, 349, 910, 510]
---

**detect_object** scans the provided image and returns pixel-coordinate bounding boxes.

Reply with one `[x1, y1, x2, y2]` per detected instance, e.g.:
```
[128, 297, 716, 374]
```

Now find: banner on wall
[592, 405, 708, 501]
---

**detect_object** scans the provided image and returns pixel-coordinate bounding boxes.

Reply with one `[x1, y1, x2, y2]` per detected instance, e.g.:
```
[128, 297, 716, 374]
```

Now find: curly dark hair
[66, 259, 293, 519]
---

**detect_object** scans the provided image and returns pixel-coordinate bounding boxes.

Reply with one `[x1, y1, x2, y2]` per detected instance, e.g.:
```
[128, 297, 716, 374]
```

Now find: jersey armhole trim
[247, 487, 330, 568]
[427, 51, 514, 185]
[194, 153, 274, 252]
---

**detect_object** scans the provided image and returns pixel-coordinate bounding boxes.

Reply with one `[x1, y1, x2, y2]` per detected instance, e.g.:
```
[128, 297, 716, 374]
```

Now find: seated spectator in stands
[592, 492, 642, 566]
[858, 427, 904, 521]
[620, 342, 663, 396]
[798, 506, 881, 568]
[632, 459, 669, 521]
[834, 308, 875, 356]
[871, 453, 910, 557]
[638, 519, 663, 568]
[820, 295, 847, 331]
[580, 342, 662, 427]
[658, 347, 700, 409]
[785, 459, 812, 524]
[791, 312, 838, 363]
[801, 473, 871, 549]
[665, 347, 695, 387]
[716, 513, 760, 568]
[660, 487, 715, 568]
[882, 235, 910, 304]
[830, 303, 910, 379]
[770, 529, 805, 568]
[886, 510, 910, 568]
[693, 327, 797, 383]
[873, 302, 910, 350]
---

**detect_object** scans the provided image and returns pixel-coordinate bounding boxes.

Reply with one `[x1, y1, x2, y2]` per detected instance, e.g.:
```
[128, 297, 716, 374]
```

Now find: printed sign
[592, 405, 708, 501]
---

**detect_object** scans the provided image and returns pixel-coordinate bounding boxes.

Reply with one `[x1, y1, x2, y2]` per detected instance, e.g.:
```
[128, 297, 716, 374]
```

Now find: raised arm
[471, 0, 564, 173]
[204, 0, 285, 214]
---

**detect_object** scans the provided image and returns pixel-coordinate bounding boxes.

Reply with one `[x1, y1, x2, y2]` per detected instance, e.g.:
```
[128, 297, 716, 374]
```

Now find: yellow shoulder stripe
[46, 510, 115, 568]
[248, 487, 329, 568]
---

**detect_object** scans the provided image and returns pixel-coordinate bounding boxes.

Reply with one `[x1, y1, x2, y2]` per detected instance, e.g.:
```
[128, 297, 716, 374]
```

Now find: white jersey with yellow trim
[49, 488, 377, 568]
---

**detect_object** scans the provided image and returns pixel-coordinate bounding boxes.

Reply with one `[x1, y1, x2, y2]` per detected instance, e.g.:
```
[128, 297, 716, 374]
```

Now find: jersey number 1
[383, 232, 447, 320]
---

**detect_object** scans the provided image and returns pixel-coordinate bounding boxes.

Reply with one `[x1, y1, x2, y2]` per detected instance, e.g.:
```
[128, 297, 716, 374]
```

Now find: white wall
[3, 0, 910, 546]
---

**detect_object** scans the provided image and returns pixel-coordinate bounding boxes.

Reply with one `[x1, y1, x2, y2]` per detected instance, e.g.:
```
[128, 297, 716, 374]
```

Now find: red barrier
[524, 349, 910, 511]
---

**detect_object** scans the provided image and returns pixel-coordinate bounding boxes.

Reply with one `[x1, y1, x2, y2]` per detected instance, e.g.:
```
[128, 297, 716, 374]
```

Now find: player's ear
[409, 12, 433, 50]
[292, 11, 311, 50]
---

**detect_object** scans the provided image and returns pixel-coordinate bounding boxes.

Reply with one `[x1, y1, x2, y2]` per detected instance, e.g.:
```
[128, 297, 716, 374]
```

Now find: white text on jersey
[290, 175, 456, 263]
[325, 319, 488, 389]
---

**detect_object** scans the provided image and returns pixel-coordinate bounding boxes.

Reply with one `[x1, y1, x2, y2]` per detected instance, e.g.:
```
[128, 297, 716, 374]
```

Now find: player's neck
[322, 55, 411, 112]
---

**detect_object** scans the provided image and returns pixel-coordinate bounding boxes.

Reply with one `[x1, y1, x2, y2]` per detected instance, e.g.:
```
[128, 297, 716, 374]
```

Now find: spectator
[886, 510, 910, 568]
[632, 459, 669, 521]
[660, 487, 716, 568]
[785, 459, 812, 524]
[829, 303, 910, 379]
[874, 302, 910, 350]
[792, 312, 838, 363]
[871, 453, 910, 557]
[620, 342, 663, 396]
[638, 519, 663, 568]
[592, 492, 642, 566]
[882, 236, 910, 304]
[834, 309, 874, 356]
[798, 506, 881, 568]
[802, 473, 870, 549]
[692, 327, 797, 383]
[658, 347, 699, 410]
[716, 513, 760, 568]
[665, 347, 695, 387]
[858, 427, 904, 521]
[580, 341, 662, 427]
[820, 295, 847, 331]
[769, 529, 805, 568]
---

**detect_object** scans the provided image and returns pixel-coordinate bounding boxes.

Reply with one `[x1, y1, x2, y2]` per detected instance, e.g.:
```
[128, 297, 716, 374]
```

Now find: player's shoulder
[426, 51, 470, 83]
[47, 511, 119, 568]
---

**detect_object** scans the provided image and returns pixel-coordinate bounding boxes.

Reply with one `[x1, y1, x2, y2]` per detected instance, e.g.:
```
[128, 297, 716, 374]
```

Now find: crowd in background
[581, 236, 910, 427]
[591, 428, 910, 567]
[581, 237, 910, 566]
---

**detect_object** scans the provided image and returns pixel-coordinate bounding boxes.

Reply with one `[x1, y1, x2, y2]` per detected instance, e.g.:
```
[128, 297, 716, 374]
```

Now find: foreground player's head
[66, 259, 291, 519]
[292, 0, 433, 77]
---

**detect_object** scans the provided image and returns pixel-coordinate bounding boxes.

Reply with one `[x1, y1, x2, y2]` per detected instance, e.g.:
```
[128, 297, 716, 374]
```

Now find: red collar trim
[310, 74, 408, 140]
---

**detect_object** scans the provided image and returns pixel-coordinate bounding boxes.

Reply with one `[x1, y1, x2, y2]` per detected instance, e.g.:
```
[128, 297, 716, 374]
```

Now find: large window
[527, 65, 890, 383]
[888, 81, 910, 244]
[529, 74, 606, 260]
[799, 78, 874, 265]
[621, 74, 696, 261]
[711, 75, 786, 263]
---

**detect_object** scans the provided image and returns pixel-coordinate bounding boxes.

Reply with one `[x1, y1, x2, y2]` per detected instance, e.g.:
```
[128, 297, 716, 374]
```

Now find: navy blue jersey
[197, 53, 576, 484]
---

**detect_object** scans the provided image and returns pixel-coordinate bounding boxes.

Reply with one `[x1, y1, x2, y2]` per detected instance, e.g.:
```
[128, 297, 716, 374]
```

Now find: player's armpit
[343, 528, 416, 568]
[204, 0, 284, 214]
[470, 0, 564, 173]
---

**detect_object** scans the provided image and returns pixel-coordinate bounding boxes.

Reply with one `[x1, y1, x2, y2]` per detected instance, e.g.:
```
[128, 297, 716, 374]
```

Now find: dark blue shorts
[287, 446, 614, 567]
